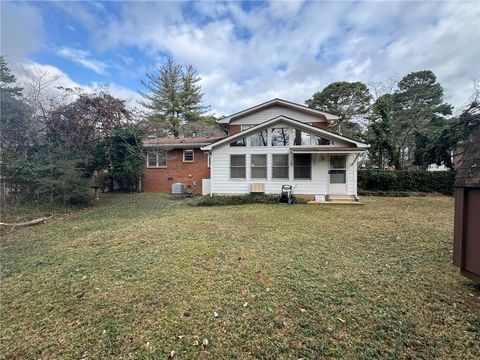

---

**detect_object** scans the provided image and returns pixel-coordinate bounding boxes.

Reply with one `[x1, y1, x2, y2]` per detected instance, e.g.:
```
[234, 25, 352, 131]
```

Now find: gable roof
[201, 115, 367, 151]
[144, 136, 225, 148]
[217, 98, 340, 124]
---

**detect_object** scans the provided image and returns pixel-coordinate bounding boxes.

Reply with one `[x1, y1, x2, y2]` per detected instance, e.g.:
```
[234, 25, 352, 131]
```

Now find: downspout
[209, 151, 213, 197]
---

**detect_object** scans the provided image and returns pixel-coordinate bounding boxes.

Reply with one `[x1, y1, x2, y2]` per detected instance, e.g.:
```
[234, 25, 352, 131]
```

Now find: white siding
[210, 146, 361, 196]
[229, 105, 328, 125]
[209, 124, 360, 196]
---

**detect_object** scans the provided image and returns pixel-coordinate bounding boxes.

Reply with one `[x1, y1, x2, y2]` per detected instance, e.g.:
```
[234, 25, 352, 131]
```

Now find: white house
[201, 99, 368, 202]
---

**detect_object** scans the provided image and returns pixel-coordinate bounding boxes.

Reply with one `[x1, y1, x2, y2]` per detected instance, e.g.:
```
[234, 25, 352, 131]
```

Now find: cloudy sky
[1, 0, 479, 116]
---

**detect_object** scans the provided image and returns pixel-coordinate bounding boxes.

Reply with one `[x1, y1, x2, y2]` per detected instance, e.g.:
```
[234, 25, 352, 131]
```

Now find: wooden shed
[453, 130, 480, 282]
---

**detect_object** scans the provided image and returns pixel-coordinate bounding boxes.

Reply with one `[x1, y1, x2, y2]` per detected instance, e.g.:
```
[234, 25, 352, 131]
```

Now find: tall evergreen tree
[391, 70, 452, 168]
[139, 60, 210, 137]
[306, 81, 371, 138]
[365, 94, 397, 168]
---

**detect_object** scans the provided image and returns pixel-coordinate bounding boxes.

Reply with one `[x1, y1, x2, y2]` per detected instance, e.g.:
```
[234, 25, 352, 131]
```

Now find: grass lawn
[1, 194, 479, 359]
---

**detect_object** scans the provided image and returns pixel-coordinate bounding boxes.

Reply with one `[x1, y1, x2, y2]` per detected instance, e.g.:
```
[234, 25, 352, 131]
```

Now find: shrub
[358, 170, 455, 195]
[358, 190, 427, 197]
[193, 194, 306, 206]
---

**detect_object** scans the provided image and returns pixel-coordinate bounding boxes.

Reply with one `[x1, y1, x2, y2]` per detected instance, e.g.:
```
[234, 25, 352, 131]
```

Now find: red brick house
[143, 136, 225, 194]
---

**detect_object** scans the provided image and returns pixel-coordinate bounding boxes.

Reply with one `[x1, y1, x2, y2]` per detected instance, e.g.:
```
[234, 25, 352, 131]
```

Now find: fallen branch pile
[0, 215, 54, 227]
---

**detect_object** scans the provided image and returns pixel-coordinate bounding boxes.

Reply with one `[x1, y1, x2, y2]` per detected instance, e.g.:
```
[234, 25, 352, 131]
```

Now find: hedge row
[358, 170, 455, 195]
[193, 194, 307, 206]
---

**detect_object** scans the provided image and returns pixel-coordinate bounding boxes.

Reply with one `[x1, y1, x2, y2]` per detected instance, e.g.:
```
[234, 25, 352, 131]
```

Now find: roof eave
[216, 98, 340, 124]
[202, 115, 368, 150]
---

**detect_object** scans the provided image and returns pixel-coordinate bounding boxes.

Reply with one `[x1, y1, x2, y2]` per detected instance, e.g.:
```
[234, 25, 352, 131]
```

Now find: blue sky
[1, 1, 479, 115]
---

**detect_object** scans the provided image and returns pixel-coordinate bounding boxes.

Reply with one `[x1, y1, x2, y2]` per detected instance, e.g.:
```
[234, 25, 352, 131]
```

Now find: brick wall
[143, 148, 210, 194]
[228, 124, 241, 135]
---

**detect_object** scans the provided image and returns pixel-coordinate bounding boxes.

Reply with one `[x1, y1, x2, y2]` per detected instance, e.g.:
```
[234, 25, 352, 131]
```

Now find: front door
[329, 155, 347, 194]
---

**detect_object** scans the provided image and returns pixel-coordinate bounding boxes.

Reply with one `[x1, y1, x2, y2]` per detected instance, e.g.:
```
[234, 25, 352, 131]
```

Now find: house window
[230, 138, 246, 147]
[183, 149, 194, 162]
[230, 155, 246, 179]
[314, 136, 332, 145]
[271, 128, 290, 146]
[272, 154, 289, 179]
[330, 155, 346, 183]
[294, 129, 311, 145]
[250, 130, 268, 146]
[251, 154, 267, 179]
[146, 149, 167, 168]
[294, 154, 311, 179]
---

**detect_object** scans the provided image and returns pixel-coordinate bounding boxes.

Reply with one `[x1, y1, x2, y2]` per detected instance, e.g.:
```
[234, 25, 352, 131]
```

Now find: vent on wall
[250, 183, 265, 193]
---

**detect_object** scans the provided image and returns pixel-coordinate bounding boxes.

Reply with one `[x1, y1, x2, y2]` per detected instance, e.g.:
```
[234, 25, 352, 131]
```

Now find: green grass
[1, 194, 479, 359]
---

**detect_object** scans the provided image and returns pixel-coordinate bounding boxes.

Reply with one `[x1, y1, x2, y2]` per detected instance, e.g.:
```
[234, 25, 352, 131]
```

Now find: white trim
[217, 98, 340, 124]
[202, 116, 368, 151]
[230, 154, 246, 180]
[183, 149, 194, 163]
[144, 143, 212, 148]
[250, 154, 267, 180]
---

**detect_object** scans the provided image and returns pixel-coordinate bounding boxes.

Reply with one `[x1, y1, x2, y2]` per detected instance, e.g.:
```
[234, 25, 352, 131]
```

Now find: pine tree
[139, 60, 209, 137]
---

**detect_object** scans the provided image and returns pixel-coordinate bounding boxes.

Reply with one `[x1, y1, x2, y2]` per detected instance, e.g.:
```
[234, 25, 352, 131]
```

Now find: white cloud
[4, 1, 479, 116]
[14, 61, 141, 109]
[57, 47, 108, 74]
[0, 2, 44, 61]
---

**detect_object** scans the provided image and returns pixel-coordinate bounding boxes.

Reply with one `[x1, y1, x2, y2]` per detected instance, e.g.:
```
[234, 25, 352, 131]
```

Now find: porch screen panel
[330, 155, 346, 183]
[294, 154, 312, 179]
[272, 154, 289, 179]
[230, 155, 246, 179]
[251, 155, 267, 179]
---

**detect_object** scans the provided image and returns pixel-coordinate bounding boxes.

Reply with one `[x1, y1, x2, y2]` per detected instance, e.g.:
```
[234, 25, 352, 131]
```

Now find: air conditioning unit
[172, 183, 185, 195]
[250, 183, 265, 193]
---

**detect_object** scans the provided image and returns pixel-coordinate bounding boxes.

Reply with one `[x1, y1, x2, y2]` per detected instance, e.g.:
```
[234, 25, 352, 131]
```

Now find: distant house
[143, 98, 368, 201]
[453, 130, 480, 282]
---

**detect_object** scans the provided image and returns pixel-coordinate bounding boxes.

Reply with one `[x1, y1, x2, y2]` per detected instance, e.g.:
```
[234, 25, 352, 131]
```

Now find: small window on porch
[251, 154, 267, 179]
[293, 129, 311, 145]
[294, 154, 311, 179]
[230, 155, 246, 179]
[250, 130, 268, 146]
[272, 154, 289, 179]
[271, 128, 290, 146]
[329, 155, 346, 183]
[230, 138, 246, 147]
[314, 136, 332, 145]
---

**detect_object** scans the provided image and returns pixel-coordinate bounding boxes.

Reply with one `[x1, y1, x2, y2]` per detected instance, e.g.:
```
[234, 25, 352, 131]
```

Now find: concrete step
[326, 195, 358, 202]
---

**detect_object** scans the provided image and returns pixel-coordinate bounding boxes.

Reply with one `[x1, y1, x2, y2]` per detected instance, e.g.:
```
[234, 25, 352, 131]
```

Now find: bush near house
[358, 170, 455, 195]
[193, 194, 307, 206]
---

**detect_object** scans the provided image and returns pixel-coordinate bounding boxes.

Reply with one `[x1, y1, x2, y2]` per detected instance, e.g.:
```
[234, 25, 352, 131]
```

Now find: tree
[305, 81, 371, 137]
[365, 94, 397, 168]
[109, 127, 144, 192]
[139, 60, 210, 137]
[0, 55, 22, 96]
[391, 70, 452, 168]
[425, 89, 480, 169]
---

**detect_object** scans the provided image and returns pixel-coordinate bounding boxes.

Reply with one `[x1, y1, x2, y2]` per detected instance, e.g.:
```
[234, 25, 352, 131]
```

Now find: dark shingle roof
[143, 136, 225, 147]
